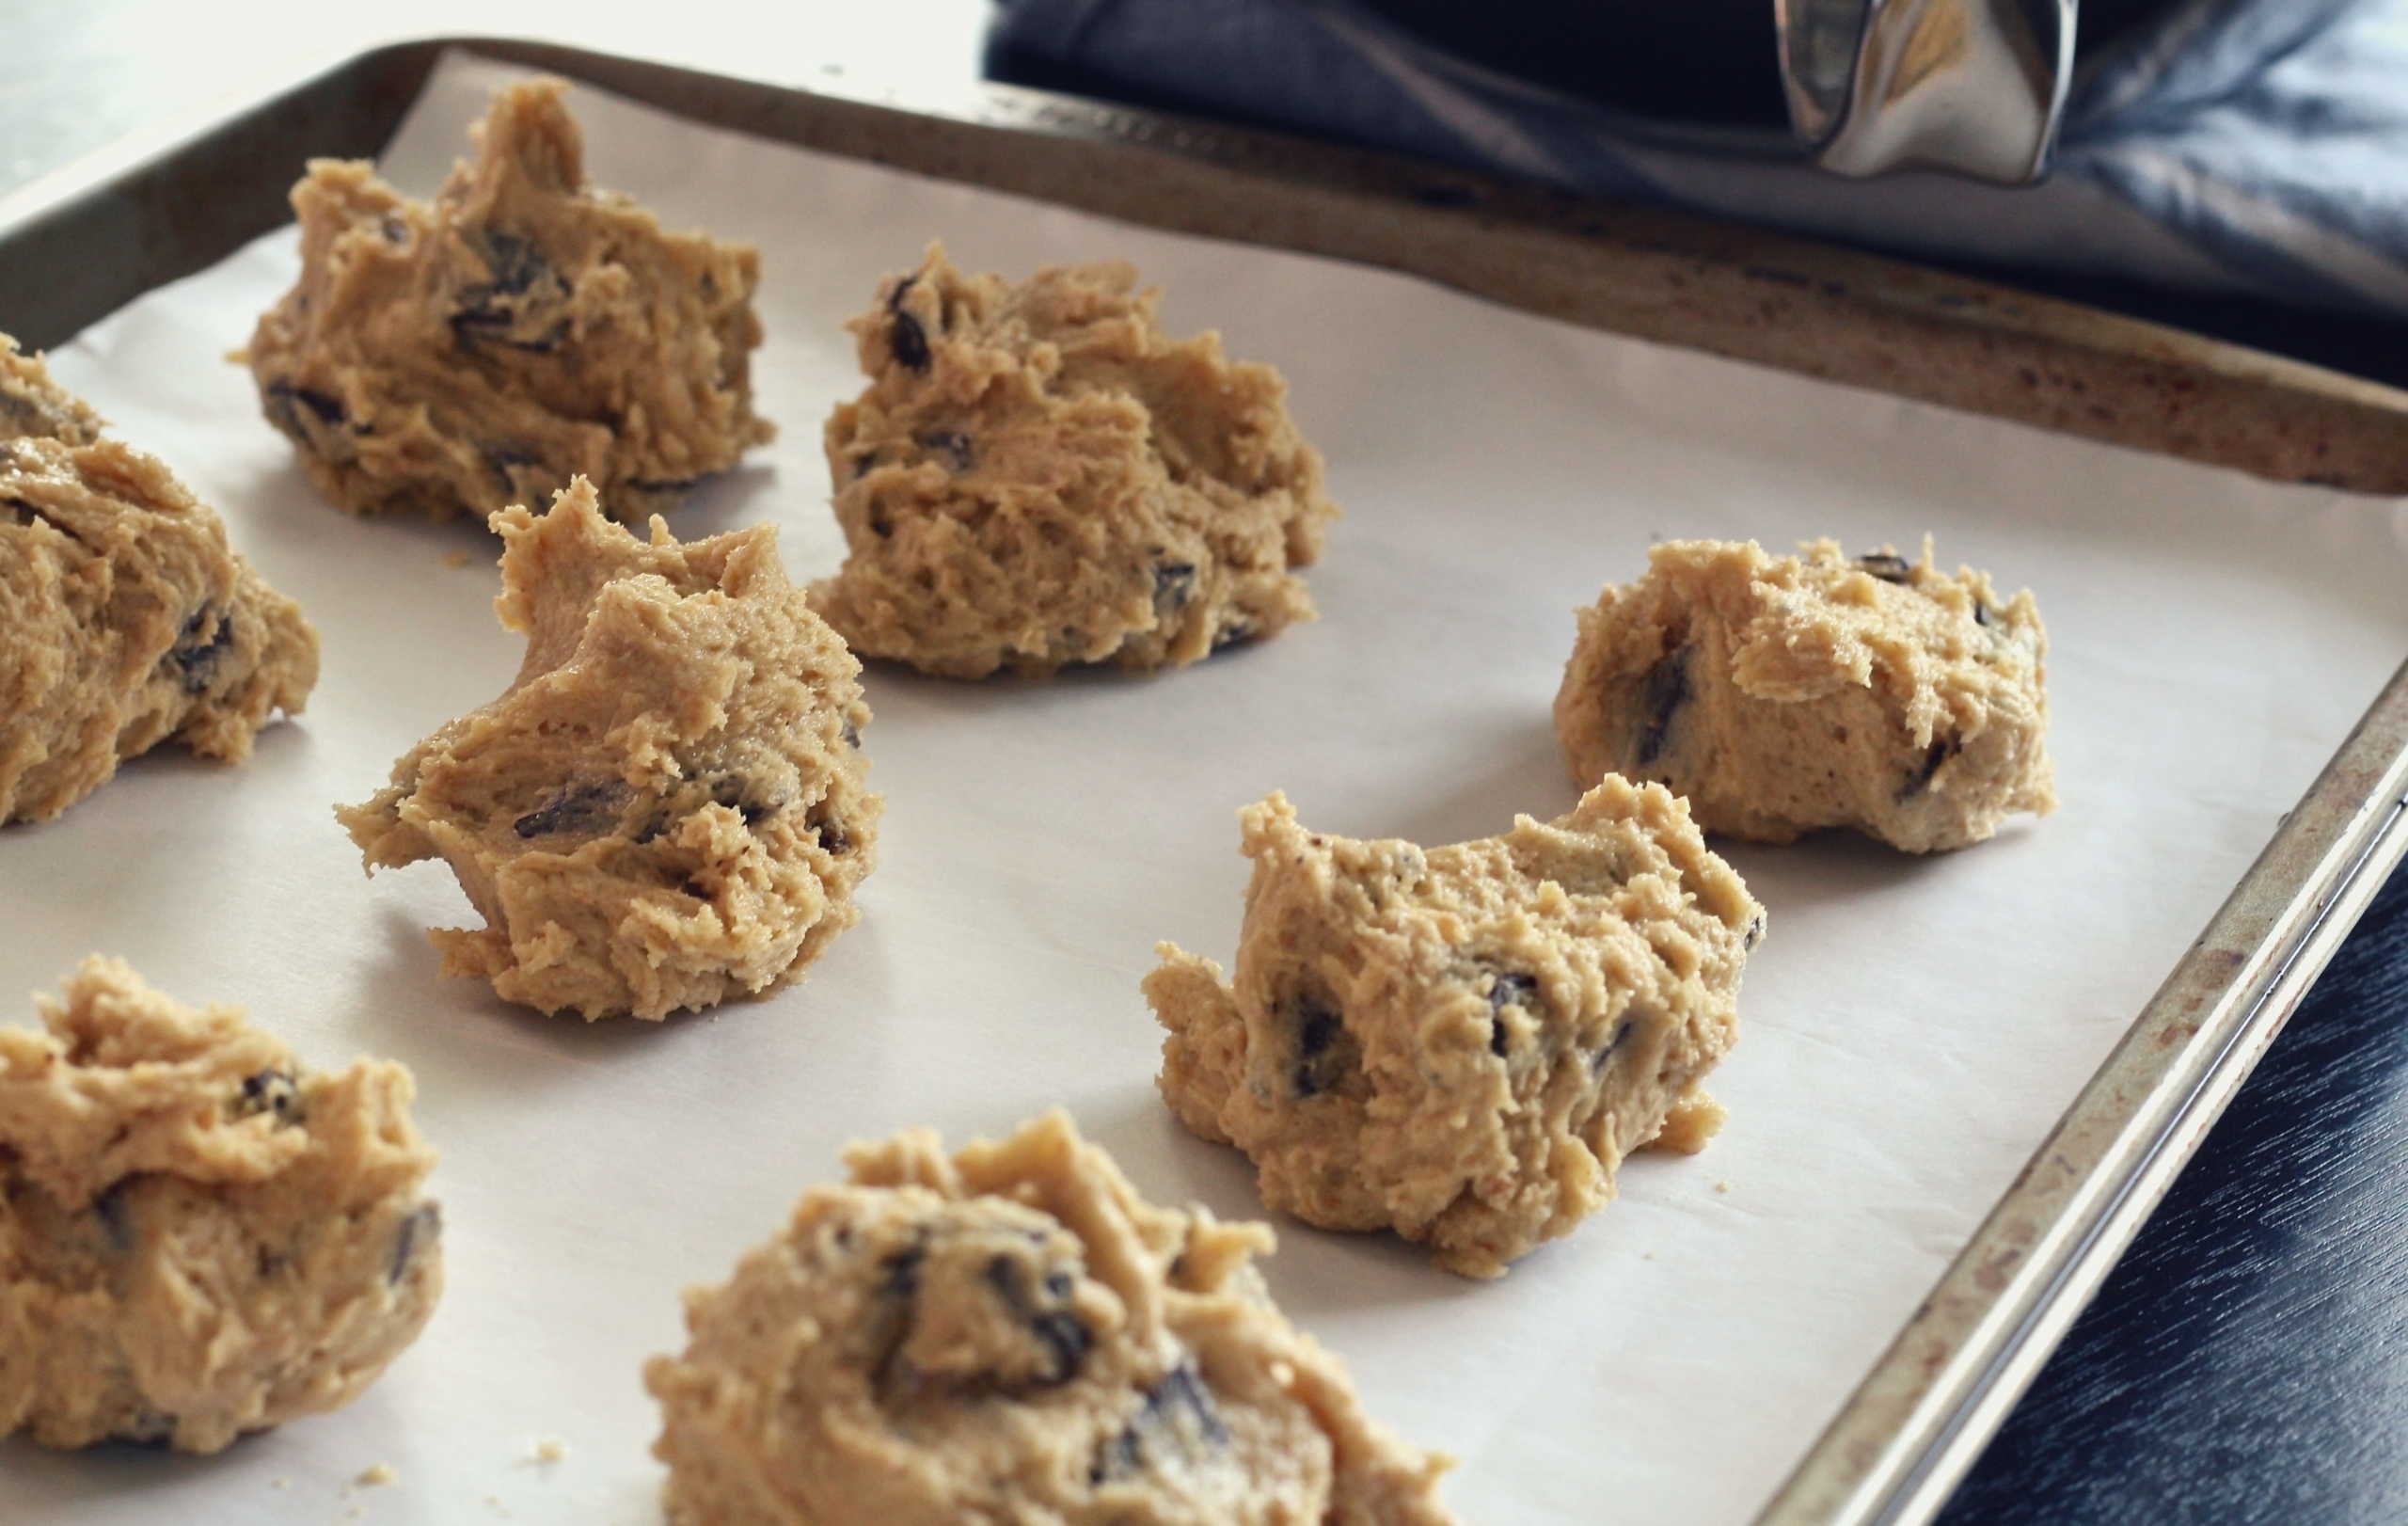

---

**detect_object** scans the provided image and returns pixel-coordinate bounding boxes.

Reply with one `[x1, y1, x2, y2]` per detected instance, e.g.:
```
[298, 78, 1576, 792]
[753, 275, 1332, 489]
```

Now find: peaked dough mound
[0, 958, 441, 1453]
[0, 341, 318, 824]
[338, 478, 879, 1020]
[812, 243, 1338, 677]
[245, 77, 771, 523]
[0, 334, 103, 445]
[644, 1109, 1458, 1526]
[1148, 780, 1762, 1278]
[1554, 538, 2055, 852]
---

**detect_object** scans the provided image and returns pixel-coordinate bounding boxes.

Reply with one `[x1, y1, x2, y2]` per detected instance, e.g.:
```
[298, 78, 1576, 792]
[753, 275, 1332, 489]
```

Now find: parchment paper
[5, 51, 2404, 1526]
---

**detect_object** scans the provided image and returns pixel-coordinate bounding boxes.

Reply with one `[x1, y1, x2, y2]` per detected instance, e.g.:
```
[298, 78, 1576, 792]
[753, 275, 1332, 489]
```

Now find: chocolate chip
[1972, 600, 1996, 628]
[1152, 561, 1196, 616]
[380, 215, 409, 245]
[1210, 620, 1255, 654]
[118, 1408, 179, 1448]
[816, 820, 852, 856]
[1091, 1360, 1229, 1483]
[1901, 735, 1959, 799]
[1633, 644, 1690, 768]
[1487, 972, 1539, 1057]
[512, 781, 627, 838]
[388, 1201, 440, 1286]
[840, 719, 862, 749]
[881, 1245, 926, 1297]
[1291, 995, 1345, 1099]
[232, 1069, 303, 1125]
[984, 1253, 1092, 1387]
[888, 273, 932, 372]
[1593, 1017, 1637, 1073]
[852, 452, 879, 480]
[263, 380, 345, 435]
[1857, 551, 1913, 583]
[93, 1181, 135, 1254]
[452, 228, 572, 353]
[1744, 914, 1766, 951]
[914, 430, 974, 472]
[483, 443, 543, 495]
[162, 605, 236, 695]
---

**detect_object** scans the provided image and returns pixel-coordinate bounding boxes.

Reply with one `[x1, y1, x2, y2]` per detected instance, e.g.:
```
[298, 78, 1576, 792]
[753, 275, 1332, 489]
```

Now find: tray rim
[3, 36, 2403, 1525]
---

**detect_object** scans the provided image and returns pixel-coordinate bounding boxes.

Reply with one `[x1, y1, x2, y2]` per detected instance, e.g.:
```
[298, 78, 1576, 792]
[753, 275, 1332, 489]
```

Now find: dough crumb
[356, 1463, 398, 1486]
[1715, 1180, 1735, 1194]
[442, 548, 472, 569]
[531, 1436, 567, 1464]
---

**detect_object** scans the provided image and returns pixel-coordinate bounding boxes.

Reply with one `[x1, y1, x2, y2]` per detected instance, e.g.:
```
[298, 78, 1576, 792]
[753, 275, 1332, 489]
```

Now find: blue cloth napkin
[989, 0, 2408, 321]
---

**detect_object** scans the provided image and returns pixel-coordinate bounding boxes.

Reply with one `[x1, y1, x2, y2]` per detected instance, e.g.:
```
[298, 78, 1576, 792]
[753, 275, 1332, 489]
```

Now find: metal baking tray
[3, 37, 2402, 1525]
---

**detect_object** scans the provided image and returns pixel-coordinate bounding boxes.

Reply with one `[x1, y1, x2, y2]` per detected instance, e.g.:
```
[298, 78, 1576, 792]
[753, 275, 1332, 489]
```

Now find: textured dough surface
[812, 244, 1337, 677]
[0, 335, 103, 446]
[338, 477, 879, 1020]
[245, 78, 770, 523]
[0, 958, 441, 1453]
[1554, 538, 2055, 852]
[644, 1109, 1457, 1526]
[0, 340, 318, 824]
[1148, 780, 1762, 1278]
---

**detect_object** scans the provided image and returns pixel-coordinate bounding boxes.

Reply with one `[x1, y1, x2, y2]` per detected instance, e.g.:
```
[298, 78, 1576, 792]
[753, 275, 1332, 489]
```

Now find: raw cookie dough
[338, 477, 879, 1020]
[1148, 780, 1763, 1278]
[812, 243, 1338, 677]
[0, 957, 441, 1453]
[245, 78, 771, 523]
[644, 1109, 1458, 1526]
[0, 340, 318, 825]
[1, 334, 103, 445]
[1553, 538, 2055, 852]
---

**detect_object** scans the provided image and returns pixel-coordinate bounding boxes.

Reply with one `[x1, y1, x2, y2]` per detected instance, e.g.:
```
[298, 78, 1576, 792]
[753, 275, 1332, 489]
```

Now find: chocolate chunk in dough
[0, 958, 441, 1453]
[336, 477, 879, 1020]
[0, 339, 318, 824]
[244, 78, 771, 523]
[643, 1110, 1460, 1525]
[1555, 538, 2055, 852]
[1149, 780, 1762, 1278]
[812, 243, 1338, 678]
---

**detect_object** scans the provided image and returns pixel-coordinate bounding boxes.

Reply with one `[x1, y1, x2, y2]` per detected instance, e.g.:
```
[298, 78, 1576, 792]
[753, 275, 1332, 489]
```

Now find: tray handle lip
[1755, 653, 2408, 1526]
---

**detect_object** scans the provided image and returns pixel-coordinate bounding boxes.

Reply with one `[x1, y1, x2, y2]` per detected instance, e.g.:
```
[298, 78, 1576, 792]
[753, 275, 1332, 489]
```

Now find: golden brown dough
[1554, 538, 2054, 851]
[0, 339, 318, 825]
[644, 1109, 1458, 1525]
[1149, 781, 1762, 1278]
[813, 244, 1337, 677]
[339, 478, 879, 1020]
[0, 957, 441, 1453]
[245, 78, 770, 523]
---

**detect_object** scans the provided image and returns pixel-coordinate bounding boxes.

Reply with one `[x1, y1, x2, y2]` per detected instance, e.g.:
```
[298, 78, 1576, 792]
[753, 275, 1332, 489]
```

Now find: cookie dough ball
[644, 1109, 1458, 1526]
[812, 244, 1338, 678]
[0, 957, 441, 1453]
[0, 345, 319, 825]
[1148, 781, 1762, 1278]
[1554, 538, 2055, 852]
[338, 477, 879, 1020]
[245, 78, 771, 523]
[0, 334, 103, 445]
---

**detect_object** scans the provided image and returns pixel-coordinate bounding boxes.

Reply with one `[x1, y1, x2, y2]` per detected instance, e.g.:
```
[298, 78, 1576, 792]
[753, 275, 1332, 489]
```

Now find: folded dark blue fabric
[990, 0, 2408, 320]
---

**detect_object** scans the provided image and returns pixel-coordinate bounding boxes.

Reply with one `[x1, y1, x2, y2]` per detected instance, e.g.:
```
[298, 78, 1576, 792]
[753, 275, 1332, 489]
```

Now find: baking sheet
[4, 49, 2405, 1525]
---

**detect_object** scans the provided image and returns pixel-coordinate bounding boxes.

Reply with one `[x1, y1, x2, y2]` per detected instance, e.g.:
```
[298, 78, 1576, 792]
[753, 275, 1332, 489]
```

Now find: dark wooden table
[8, 8, 2401, 1522]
